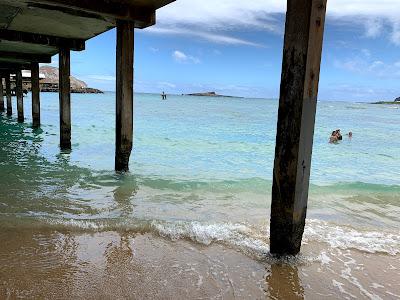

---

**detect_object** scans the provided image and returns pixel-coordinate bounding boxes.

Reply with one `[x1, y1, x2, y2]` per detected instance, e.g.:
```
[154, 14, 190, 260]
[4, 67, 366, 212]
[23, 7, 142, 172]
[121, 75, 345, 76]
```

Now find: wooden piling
[0, 76, 4, 112]
[16, 69, 24, 122]
[115, 20, 134, 172]
[270, 0, 327, 256]
[31, 62, 41, 127]
[5, 74, 11, 116]
[59, 47, 71, 150]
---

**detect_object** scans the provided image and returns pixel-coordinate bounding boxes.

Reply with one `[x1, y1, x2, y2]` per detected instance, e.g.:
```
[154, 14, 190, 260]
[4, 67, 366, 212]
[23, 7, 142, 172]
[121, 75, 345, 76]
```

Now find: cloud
[150, 0, 400, 46]
[364, 18, 383, 38]
[172, 50, 200, 64]
[334, 56, 400, 77]
[157, 81, 176, 88]
[86, 75, 116, 82]
[147, 27, 264, 47]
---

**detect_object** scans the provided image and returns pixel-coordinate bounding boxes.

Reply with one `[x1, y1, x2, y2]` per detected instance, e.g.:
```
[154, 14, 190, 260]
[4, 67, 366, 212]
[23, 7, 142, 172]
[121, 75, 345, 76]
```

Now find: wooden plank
[115, 20, 134, 171]
[5, 74, 11, 116]
[0, 29, 85, 51]
[0, 76, 4, 112]
[26, 0, 158, 28]
[31, 62, 40, 127]
[16, 69, 24, 122]
[59, 47, 71, 149]
[0, 51, 52, 63]
[270, 0, 327, 256]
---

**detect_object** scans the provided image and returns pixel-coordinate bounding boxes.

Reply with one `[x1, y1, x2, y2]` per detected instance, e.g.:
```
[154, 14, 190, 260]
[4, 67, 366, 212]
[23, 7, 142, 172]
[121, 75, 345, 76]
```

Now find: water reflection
[265, 263, 304, 300]
[112, 178, 138, 217]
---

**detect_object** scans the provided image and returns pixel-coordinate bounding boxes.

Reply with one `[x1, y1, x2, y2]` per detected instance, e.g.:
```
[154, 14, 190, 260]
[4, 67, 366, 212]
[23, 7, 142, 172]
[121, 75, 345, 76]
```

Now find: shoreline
[371, 101, 400, 105]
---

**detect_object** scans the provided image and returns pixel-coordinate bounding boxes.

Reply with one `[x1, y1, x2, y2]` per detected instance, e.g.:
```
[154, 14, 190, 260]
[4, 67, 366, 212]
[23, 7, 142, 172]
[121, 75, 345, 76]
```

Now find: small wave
[304, 219, 400, 255]
[2, 217, 399, 257]
[152, 220, 270, 260]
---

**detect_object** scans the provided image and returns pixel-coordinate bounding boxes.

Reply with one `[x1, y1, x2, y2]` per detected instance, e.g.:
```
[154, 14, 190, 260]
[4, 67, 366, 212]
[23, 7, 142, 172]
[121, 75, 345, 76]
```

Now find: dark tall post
[0, 76, 4, 112]
[59, 47, 71, 149]
[5, 74, 12, 116]
[115, 20, 134, 171]
[270, 0, 327, 256]
[16, 69, 24, 122]
[31, 62, 41, 127]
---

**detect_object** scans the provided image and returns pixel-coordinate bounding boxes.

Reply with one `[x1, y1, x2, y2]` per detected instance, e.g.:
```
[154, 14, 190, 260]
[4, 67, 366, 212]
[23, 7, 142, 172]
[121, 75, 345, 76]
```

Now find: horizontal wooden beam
[0, 29, 85, 51]
[0, 51, 52, 63]
[0, 62, 29, 70]
[26, 0, 156, 28]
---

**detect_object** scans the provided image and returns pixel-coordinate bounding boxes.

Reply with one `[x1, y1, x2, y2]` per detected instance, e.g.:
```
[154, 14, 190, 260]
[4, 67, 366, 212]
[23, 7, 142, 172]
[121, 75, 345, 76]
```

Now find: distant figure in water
[161, 92, 167, 100]
[329, 129, 343, 143]
[347, 131, 353, 139]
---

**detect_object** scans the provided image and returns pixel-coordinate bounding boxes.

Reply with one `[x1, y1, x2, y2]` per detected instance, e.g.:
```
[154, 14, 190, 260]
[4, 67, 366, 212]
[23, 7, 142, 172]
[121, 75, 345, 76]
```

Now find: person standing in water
[161, 92, 167, 100]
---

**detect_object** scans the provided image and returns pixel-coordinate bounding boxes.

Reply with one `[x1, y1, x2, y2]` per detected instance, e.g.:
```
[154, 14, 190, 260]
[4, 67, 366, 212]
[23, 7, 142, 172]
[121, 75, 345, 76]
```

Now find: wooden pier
[0, 0, 327, 256]
[0, 0, 174, 166]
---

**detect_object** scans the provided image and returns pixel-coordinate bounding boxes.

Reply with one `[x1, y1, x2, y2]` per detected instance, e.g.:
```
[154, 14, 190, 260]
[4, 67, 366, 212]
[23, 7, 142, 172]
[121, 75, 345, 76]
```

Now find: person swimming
[329, 129, 343, 143]
[329, 129, 352, 143]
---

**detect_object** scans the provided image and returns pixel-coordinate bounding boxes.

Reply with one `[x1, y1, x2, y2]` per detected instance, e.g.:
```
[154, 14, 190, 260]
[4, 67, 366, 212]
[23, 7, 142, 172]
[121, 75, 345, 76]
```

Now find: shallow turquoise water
[0, 93, 399, 256]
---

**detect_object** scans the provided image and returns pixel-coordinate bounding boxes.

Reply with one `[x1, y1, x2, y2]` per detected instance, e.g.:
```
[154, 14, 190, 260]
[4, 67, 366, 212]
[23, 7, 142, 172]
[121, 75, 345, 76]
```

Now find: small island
[183, 91, 242, 98]
[371, 97, 400, 105]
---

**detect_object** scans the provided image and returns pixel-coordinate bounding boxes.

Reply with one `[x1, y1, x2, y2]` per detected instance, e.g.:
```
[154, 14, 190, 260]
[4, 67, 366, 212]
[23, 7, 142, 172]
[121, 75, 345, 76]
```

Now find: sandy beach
[1, 228, 399, 299]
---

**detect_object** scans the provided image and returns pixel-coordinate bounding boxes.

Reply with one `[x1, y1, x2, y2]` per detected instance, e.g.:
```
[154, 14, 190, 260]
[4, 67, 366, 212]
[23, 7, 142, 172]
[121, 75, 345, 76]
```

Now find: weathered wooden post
[31, 62, 41, 127]
[59, 47, 71, 149]
[270, 0, 327, 256]
[5, 74, 12, 116]
[115, 20, 134, 171]
[16, 69, 24, 122]
[0, 76, 4, 112]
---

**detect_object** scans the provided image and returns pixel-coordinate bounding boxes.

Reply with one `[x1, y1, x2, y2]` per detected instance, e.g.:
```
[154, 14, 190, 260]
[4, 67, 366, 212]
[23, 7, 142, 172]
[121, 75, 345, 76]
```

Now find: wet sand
[1, 229, 399, 299]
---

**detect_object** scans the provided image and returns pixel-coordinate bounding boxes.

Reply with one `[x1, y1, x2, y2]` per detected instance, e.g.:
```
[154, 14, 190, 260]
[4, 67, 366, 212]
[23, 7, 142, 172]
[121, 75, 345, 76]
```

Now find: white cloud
[172, 50, 200, 64]
[334, 57, 400, 77]
[158, 81, 176, 88]
[86, 75, 115, 81]
[147, 27, 263, 47]
[390, 21, 400, 45]
[364, 18, 383, 38]
[150, 0, 400, 46]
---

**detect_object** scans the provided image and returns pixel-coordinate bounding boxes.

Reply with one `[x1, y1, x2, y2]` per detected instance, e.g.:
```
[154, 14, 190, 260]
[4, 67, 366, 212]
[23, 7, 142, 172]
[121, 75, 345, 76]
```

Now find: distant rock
[38, 66, 103, 94]
[184, 91, 241, 98]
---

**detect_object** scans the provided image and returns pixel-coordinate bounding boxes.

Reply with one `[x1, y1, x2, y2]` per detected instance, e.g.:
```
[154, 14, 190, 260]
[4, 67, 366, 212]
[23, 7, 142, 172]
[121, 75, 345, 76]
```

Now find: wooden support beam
[16, 69, 24, 122]
[0, 77, 4, 112]
[31, 62, 41, 127]
[26, 0, 157, 28]
[0, 29, 85, 51]
[0, 51, 52, 63]
[5, 74, 11, 116]
[270, 0, 327, 256]
[115, 20, 134, 172]
[59, 47, 71, 149]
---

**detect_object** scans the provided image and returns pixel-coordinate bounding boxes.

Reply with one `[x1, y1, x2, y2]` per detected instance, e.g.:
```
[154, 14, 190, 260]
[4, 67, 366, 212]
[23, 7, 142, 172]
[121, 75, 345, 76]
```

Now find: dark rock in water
[184, 91, 241, 98]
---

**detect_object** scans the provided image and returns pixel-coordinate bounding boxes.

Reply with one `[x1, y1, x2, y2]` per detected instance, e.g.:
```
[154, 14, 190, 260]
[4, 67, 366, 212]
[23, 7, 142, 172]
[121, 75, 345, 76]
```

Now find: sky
[54, 0, 400, 101]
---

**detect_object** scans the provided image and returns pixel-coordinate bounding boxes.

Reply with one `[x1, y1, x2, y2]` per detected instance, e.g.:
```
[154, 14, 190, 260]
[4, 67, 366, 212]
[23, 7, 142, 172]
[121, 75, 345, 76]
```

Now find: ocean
[0, 92, 399, 299]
